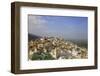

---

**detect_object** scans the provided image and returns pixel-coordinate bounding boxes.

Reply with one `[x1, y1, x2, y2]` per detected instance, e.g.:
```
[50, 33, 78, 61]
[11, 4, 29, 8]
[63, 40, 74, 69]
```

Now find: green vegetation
[31, 52, 54, 60]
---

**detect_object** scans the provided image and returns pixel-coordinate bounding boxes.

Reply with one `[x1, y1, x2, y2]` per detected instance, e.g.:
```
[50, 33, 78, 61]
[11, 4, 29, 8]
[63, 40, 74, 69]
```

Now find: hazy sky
[28, 15, 88, 41]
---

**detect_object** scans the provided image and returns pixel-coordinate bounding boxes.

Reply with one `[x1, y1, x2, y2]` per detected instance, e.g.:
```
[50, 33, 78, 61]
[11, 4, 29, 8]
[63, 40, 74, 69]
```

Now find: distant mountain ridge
[28, 33, 41, 41]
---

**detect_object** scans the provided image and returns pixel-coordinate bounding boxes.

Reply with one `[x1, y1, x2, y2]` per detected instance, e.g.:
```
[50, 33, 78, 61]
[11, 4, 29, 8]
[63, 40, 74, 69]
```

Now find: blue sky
[28, 15, 88, 41]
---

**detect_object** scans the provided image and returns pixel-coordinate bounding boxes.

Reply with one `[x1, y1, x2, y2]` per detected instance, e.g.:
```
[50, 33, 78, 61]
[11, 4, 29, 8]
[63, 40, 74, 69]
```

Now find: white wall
[0, 0, 100, 76]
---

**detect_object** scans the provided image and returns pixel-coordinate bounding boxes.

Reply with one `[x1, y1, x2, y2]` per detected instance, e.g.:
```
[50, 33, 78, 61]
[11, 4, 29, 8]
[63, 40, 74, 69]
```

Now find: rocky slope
[28, 37, 88, 60]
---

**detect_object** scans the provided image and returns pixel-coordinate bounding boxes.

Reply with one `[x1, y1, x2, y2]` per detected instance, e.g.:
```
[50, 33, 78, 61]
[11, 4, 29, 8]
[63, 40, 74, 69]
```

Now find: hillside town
[28, 37, 88, 60]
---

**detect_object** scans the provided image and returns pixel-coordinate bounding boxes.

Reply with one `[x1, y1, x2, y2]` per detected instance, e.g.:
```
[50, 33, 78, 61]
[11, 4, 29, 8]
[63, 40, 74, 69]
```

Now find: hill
[28, 37, 88, 60]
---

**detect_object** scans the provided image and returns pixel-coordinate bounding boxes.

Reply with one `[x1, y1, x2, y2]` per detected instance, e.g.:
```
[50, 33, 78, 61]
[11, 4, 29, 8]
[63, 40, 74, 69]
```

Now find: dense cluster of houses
[28, 37, 87, 60]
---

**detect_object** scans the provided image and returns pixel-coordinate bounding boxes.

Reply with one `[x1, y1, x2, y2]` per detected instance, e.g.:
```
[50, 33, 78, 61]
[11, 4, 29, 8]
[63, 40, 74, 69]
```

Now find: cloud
[28, 15, 47, 35]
